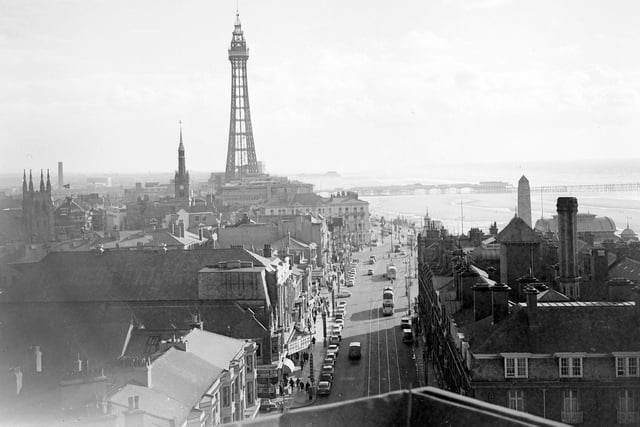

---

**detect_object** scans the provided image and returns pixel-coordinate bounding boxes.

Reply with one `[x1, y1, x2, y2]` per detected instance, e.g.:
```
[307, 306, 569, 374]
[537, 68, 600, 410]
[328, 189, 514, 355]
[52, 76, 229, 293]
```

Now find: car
[331, 325, 342, 340]
[345, 281, 354, 287]
[323, 355, 336, 366]
[367, 268, 374, 275]
[328, 344, 340, 356]
[335, 312, 344, 321]
[259, 398, 282, 413]
[321, 364, 335, 376]
[317, 380, 332, 395]
[348, 342, 362, 360]
[400, 317, 411, 328]
[337, 301, 347, 309]
[336, 307, 346, 315]
[329, 334, 340, 345]
[319, 372, 333, 383]
[370, 255, 376, 262]
[402, 328, 413, 343]
[335, 318, 345, 327]
[384, 286, 393, 292]
[336, 290, 351, 298]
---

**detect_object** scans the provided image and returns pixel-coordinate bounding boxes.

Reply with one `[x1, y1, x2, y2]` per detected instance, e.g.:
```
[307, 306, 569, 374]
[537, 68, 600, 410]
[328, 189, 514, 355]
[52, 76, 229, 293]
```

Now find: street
[315, 233, 418, 405]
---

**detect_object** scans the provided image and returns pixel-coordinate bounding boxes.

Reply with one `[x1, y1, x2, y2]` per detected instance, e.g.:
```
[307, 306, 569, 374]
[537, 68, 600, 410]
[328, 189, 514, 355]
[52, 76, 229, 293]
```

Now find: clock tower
[174, 121, 190, 200]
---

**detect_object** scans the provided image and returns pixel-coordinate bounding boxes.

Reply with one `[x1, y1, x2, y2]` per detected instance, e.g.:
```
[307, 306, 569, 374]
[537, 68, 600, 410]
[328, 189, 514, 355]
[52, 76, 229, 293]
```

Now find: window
[617, 356, 640, 377]
[246, 355, 253, 373]
[246, 381, 254, 405]
[562, 390, 582, 424]
[504, 357, 528, 378]
[559, 357, 582, 378]
[618, 390, 637, 424]
[507, 390, 524, 412]
[222, 386, 230, 407]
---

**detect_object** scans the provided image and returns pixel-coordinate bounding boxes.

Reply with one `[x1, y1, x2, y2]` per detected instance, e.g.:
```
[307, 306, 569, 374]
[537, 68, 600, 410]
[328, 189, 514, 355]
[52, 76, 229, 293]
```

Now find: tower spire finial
[39, 169, 45, 192]
[28, 169, 34, 192]
[23, 170, 27, 193]
[46, 169, 51, 192]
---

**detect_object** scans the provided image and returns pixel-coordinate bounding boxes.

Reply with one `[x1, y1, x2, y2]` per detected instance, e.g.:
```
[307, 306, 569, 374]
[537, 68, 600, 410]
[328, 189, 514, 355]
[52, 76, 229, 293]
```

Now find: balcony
[618, 411, 639, 425]
[561, 411, 583, 424]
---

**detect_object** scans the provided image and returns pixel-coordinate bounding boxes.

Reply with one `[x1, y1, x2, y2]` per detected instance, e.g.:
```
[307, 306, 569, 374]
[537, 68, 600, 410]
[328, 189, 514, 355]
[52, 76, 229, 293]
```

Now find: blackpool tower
[225, 12, 260, 181]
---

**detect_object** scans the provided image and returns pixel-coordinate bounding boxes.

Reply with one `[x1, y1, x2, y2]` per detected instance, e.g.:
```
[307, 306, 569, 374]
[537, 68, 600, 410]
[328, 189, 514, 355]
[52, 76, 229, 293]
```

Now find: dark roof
[497, 216, 539, 243]
[609, 257, 640, 285]
[2, 248, 273, 302]
[456, 303, 640, 354]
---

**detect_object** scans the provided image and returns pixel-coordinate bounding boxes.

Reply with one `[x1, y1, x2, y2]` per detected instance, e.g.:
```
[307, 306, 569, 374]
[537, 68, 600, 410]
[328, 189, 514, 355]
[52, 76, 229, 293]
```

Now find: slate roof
[497, 216, 539, 243]
[2, 248, 273, 302]
[455, 303, 640, 354]
[609, 257, 640, 285]
[115, 329, 247, 423]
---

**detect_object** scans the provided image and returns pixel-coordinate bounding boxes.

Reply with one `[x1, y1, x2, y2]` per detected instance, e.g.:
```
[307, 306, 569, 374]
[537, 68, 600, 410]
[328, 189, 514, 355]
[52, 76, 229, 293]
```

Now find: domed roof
[621, 227, 637, 238]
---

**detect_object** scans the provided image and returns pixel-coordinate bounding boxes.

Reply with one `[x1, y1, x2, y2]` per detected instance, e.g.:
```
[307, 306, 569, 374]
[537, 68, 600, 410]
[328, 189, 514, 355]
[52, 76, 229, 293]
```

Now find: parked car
[337, 301, 347, 309]
[329, 334, 340, 345]
[328, 344, 340, 357]
[321, 364, 335, 377]
[259, 398, 282, 413]
[348, 342, 362, 360]
[335, 318, 345, 327]
[400, 317, 411, 329]
[336, 290, 352, 298]
[331, 325, 342, 340]
[323, 355, 336, 367]
[319, 372, 333, 383]
[335, 312, 344, 321]
[367, 268, 374, 275]
[317, 380, 332, 395]
[345, 281, 354, 287]
[402, 328, 413, 343]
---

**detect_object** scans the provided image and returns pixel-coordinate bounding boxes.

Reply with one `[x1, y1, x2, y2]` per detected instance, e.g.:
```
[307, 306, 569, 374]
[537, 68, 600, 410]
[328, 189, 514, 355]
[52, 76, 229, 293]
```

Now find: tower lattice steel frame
[225, 12, 259, 181]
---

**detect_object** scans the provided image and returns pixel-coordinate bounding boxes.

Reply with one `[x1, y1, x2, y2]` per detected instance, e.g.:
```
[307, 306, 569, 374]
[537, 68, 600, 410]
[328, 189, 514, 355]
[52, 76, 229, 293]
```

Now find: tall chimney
[263, 244, 272, 258]
[557, 197, 581, 299]
[491, 282, 511, 324]
[178, 220, 185, 238]
[525, 285, 539, 317]
[460, 268, 480, 309]
[58, 161, 64, 190]
[473, 281, 492, 321]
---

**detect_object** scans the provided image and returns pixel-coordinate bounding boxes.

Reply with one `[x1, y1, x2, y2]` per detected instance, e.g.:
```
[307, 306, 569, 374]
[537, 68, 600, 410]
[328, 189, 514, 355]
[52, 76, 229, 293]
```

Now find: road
[315, 233, 418, 405]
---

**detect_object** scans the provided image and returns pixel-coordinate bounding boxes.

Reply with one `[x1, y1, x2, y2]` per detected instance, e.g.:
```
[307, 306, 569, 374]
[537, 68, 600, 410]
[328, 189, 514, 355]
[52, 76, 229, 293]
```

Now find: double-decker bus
[382, 286, 394, 316]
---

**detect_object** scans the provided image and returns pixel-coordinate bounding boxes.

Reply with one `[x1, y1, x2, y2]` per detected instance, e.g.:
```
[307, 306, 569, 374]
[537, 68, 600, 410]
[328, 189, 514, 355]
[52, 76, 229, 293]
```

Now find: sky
[1, 0, 639, 178]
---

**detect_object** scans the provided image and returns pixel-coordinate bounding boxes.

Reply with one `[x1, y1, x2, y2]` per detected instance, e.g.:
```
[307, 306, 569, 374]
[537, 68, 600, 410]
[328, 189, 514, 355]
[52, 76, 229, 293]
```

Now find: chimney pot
[472, 281, 492, 321]
[525, 285, 539, 317]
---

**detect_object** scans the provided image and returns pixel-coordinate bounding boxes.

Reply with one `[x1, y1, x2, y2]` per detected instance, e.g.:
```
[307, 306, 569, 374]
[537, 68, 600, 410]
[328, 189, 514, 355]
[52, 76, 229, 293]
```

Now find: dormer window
[502, 353, 529, 378]
[556, 353, 584, 378]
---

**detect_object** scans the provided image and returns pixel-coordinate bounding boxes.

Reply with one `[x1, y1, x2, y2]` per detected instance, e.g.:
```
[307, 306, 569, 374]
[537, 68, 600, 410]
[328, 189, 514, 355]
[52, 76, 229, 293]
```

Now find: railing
[618, 411, 639, 424]
[561, 411, 583, 424]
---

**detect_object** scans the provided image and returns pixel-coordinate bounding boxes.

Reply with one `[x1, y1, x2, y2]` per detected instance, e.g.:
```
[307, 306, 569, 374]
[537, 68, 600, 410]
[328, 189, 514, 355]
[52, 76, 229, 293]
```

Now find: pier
[342, 182, 640, 196]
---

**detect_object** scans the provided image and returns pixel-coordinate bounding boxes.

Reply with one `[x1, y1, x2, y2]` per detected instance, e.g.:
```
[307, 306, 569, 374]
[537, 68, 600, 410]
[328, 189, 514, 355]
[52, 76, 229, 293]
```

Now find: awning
[282, 358, 297, 375]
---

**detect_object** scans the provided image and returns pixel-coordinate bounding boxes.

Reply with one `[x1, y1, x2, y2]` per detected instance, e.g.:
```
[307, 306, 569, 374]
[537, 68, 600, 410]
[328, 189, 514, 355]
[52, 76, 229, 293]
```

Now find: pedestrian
[296, 377, 300, 388]
[312, 336, 316, 346]
[305, 381, 310, 392]
[279, 384, 284, 396]
[300, 382, 304, 391]
[289, 378, 294, 389]
[301, 360, 305, 371]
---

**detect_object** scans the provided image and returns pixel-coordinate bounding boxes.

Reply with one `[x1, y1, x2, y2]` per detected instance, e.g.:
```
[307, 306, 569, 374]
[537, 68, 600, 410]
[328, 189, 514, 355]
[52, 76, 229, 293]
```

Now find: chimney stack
[263, 244, 272, 258]
[557, 197, 581, 299]
[607, 278, 634, 302]
[178, 220, 185, 238]
[473, 281, 492, 321]
[460, 268, 480, 309]
[590, 248, 608, 283]
[525, 285, 539, 318]
[491, 282, 511, 324]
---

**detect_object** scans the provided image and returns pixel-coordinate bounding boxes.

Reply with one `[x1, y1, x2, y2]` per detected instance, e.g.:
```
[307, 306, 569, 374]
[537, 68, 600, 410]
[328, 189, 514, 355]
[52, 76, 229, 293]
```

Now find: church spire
[39, 170, 45, 192]
[178, 120, 184, 151]
[23, 170, 27, 193]
[46, 169, 51, 192]
[28, 170, 34, 192]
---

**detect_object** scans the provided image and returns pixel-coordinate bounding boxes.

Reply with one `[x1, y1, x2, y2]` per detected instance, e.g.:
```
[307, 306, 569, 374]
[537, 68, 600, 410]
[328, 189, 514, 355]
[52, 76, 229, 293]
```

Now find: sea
[294, 159, 640, 234]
